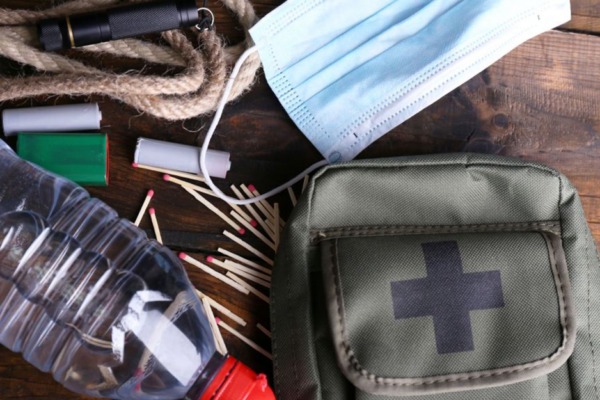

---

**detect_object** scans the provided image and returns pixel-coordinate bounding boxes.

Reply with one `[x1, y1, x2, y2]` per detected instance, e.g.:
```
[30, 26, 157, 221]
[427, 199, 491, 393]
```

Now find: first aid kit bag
[272, 153, 599, 400]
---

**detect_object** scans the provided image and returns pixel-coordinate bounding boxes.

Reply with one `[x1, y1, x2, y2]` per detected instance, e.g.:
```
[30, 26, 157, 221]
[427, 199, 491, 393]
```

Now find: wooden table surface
[0, 0, 600, 399]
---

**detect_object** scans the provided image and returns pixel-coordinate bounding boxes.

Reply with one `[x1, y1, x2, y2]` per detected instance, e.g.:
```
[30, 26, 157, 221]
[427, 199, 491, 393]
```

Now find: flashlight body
[38, 0, 199, 52]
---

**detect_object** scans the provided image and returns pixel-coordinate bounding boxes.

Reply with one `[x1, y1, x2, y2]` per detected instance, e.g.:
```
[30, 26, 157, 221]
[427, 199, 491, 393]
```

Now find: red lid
[199, 356, 275, 400]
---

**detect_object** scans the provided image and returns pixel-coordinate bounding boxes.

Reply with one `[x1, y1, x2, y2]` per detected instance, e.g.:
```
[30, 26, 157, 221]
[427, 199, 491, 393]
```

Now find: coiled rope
[0, 0, 262, 120]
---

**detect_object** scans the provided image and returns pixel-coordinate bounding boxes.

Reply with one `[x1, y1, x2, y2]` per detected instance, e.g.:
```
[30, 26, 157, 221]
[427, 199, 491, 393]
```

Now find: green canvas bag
[272, 153, 600, 399]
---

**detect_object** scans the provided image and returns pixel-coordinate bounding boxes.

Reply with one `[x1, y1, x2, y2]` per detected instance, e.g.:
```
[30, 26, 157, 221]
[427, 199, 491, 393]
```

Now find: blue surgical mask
[200, 0, 570, 205]
[249, 0, 571, 163]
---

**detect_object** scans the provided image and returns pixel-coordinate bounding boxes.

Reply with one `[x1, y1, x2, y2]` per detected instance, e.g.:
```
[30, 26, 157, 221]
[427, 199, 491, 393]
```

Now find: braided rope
[0, 0, 262, 121]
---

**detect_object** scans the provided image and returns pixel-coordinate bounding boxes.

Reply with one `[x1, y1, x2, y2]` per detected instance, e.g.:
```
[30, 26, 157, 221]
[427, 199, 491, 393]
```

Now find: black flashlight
[37, 0, 199, 52]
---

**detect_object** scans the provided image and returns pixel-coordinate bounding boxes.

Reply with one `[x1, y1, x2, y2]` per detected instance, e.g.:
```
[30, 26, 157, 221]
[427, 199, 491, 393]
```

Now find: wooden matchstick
[163, 174, 217, 198]
[265, 218, 275, 233]
[288, 187, 297, 207]
[241, 184, 275, 223]
[230, 204, 256, 226]
[202, 297, 227, 354]
[225, 259, 271, 278]
[248, 184, 286, 228]
[226, 272, 270, 304]
[257, 323, 272, 338]
[148, 208, 163, 244]
[218, 319, 273, 360]
[207, 256, 271, 287]
[223, 230, 274, 266]
[134, 189, 154, 226]
[217, 248, 271, 275]
[247, 184, 275, 215]
[274, 203, 280, 249]
[132, 163, 205, 183]
[182, 186, 246, 235]
[207, 256, 271, 281]
[163, 175, 255, 225]
[230, 211, 276, 251]
[231, 185, 275, 239]
[180, 253, 249, 294]
[196, 289, 246, 326]
[302, 175, 309, 193]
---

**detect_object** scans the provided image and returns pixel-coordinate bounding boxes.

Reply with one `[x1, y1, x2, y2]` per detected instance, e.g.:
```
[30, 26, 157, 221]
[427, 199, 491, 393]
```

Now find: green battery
[17, 134, 109, 186]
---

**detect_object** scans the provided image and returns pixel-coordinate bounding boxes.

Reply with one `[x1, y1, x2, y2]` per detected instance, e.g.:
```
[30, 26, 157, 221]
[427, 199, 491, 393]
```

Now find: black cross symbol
[391, 241, 504, 354]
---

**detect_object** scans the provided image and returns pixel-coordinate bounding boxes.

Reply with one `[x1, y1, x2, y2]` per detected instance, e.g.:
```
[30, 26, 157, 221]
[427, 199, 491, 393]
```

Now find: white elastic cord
[199, 46, 328, 206]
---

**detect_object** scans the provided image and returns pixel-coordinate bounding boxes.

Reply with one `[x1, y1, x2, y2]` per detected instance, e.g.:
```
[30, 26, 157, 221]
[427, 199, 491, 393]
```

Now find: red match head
[179, 252, 187, 260]
[147, 189, 155, 198]
[248, 184, 256, 192]
[132, 162, 139, 168]
[215, 317, 221, 324]
[206, 256, 215, 263]
[238, 228, 246, 235]
[163, 174, 171, 181]
[148, 208, 155, 215]
[250, 220, 258, 227]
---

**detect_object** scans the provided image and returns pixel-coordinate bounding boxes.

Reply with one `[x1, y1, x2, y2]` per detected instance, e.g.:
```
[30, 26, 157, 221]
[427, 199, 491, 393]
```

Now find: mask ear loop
[199, 46, 328, 206]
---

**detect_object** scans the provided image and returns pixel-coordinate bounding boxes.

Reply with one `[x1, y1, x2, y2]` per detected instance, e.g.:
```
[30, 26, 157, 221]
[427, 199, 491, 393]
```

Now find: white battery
[2, 103, 102, 136]
[134, 137, 231, 179]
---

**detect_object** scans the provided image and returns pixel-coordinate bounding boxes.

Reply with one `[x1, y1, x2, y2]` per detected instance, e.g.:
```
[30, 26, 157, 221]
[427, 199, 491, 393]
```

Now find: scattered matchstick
[180, 253, 249, 294]
[248, 184, 286, 228]
[206, 256, 271, 282]
[217, 318, 273, 360]
[226, 272, 270, 304]
[223, 231, 274, 266]
[132, 162, 205, 183]
[217, 248, 271, 275]
[265, 218, 275, 233]
[241, 184, 275, 224]
[207, 256, 271, 288]
[247, 184, 275, 215]
[225, 259, 271, 278]
[230, 211, 276, 251]
[257, 323, 272, 338]
[134, 189, 154, 226]
[274, 203, 280, 249]
[202, 297, 227, 354]
[231, 185, 275, 240]
[148, 208, 163, 244]
[208, 256, 271, 282]
[182, 186, 245, 235]
[196, 289, 246, 326]
[163, 175, 255, 225]
[163, 174, 217, 198]
[288, 187, 297, 207]
[230, 204, 256, 227]
[302, 175, 309, 193]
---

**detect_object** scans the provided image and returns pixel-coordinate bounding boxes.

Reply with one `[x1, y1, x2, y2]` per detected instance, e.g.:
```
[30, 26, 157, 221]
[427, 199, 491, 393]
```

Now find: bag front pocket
[320, 229, 575, 396]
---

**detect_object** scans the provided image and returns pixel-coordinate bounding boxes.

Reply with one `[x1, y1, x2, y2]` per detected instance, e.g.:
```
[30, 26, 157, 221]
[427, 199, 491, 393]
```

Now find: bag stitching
[286, 247, 301, 400]
[272, 260, 281, 398]
[586, 225, 600, 399]
[311, 222, 560, 242]
[329, 228, 572, 388]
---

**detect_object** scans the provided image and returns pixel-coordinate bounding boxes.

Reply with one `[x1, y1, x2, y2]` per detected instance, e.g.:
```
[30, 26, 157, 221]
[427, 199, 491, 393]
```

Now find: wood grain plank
[562, 0, 600, 34]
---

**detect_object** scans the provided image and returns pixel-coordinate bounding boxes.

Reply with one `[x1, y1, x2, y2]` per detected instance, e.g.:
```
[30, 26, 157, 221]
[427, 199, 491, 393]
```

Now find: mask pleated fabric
[250, 0, 571, 163]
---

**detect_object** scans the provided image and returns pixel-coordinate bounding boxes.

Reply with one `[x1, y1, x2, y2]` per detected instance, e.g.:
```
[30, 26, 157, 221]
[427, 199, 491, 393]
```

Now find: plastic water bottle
[0, 139, 275, 400]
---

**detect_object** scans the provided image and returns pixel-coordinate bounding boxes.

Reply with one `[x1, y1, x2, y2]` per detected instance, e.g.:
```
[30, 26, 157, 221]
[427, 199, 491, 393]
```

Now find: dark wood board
[0, 1, 599, 399]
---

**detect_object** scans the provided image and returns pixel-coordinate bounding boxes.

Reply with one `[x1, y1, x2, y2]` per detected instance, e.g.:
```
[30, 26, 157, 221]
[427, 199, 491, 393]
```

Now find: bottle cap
[199, 356, 275, 400]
